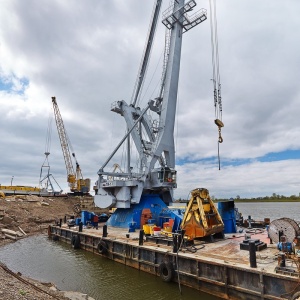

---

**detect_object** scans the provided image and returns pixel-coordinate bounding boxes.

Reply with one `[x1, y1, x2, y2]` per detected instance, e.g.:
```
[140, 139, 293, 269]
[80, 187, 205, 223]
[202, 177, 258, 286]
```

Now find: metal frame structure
[94, 0, 207, 209]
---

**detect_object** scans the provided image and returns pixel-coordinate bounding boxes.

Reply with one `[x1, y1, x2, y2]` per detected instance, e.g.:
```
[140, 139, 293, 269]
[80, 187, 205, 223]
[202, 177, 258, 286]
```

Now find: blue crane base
[106, 194, 184, 232]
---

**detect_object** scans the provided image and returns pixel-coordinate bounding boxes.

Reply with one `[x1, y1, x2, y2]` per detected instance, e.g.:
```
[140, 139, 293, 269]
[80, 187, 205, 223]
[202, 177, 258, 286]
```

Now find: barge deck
[49, 223, 300, 300]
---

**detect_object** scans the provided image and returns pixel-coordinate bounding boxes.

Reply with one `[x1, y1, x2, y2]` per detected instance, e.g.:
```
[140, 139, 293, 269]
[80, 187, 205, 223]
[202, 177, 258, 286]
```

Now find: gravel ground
[0, 261, 68, 300]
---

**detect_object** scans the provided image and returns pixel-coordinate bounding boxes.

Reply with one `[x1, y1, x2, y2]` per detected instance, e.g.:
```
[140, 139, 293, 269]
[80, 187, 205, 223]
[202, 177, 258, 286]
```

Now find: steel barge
[48, 221, 300, 300]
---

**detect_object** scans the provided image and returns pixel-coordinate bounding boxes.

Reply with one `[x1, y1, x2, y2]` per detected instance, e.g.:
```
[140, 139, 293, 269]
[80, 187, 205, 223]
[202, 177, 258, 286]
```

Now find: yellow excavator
[181, 188, 224, 240]
[52, 97, 90, 195]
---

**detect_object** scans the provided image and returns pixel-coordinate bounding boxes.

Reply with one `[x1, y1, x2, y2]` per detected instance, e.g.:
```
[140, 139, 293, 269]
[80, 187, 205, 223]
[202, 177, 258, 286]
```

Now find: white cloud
[0, 0, 299, 199]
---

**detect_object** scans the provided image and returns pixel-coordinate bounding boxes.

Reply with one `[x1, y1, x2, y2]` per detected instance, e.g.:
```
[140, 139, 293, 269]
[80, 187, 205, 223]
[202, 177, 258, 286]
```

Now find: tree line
[176, 193, 300, 202]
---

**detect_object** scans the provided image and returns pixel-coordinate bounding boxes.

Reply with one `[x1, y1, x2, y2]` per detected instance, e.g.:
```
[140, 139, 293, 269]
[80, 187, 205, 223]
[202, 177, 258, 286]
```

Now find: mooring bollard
[59, 218, 62, 228]
[139, 229, 144, 246]
[103, 224, 108, 237]
[249, 240, 257, 268]
[180, 229, 186, 248]
[248, 216, 252, 229]
[64, 215, 67, 224]
[173, 234, 178, 253]
[280, 253, 286, 268]
[79, 222, 83, 232]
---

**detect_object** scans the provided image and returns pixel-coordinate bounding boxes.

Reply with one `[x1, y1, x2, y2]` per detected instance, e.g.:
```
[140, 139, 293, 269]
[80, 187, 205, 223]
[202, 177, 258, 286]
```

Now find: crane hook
[214, 119, 224, 143]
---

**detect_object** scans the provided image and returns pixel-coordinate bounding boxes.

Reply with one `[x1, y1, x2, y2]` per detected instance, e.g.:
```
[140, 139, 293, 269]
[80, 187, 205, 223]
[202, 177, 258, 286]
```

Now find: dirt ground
[0, 194, 101, 300]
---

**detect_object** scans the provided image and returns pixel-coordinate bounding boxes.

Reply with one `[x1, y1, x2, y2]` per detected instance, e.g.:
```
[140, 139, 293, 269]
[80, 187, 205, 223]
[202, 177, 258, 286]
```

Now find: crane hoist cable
[209, 0, 223, 170]
[45, 112, 52, 156]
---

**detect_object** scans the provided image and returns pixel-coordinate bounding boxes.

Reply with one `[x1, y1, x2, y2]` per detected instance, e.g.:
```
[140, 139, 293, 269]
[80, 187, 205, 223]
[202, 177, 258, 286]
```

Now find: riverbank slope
[0, 194, 100, 299]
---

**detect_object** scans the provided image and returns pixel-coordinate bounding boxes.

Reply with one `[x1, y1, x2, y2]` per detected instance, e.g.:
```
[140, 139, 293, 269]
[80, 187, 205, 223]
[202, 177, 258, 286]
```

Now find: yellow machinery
[52, 97, 90, 195]
[181, 188, 224, 240]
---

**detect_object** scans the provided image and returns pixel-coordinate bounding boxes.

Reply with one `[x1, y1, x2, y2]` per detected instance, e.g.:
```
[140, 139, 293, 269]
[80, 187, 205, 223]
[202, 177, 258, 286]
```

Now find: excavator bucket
[181, 188, 224, 240]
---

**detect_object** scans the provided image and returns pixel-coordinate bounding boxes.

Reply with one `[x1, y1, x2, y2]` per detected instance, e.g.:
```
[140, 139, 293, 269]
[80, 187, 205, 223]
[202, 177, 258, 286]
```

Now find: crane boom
[52, 97, 90, 194]
[52, 97, 76, 190]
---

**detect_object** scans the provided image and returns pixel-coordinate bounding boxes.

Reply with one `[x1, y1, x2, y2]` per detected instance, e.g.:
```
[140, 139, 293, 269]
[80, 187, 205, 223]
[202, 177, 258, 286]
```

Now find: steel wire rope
[245, 228, 264, 234]
[120, 128, 127, 173]
[131, 0, 161, 106]
[213, 0, 222, 119]
[175, 231, 186, 295]
[209, 0, 222, 121]
[209, 0, 217, 115]
[45, 112, 53, 155]
[136, 48, 164, 108]
[174, 76, 181, 171]
[209, 0, 223, 170]
[128, 46, 165, 174]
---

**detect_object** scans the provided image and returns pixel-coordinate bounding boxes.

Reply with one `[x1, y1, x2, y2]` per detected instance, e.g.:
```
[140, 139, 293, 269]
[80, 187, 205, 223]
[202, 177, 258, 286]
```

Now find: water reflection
[0, 235, 220, 300]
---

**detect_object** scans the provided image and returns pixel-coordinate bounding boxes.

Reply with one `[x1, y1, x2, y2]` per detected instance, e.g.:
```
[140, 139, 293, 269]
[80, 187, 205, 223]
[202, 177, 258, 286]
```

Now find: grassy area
[176, 195, 300, 203]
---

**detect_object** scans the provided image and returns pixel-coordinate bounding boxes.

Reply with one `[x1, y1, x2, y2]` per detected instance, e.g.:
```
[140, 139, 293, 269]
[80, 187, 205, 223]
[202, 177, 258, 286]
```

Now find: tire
[292, 291, 300, 300]
[71, 235, 81, 250]
[159, 262, 174, 282]
[97, 240, 108, 255]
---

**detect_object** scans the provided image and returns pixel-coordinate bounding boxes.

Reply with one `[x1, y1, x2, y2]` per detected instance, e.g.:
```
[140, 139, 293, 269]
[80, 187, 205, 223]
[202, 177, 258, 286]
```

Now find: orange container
[163, 222, 170, 229]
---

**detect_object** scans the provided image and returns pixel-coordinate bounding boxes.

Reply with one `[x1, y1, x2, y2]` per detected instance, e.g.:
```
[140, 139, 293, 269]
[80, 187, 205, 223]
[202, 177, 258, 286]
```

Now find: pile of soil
[0, 194, 98, 299]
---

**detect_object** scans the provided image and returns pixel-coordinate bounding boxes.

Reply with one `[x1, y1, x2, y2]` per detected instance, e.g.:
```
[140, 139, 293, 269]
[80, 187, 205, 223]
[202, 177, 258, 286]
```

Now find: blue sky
[177, 150, 300, 167]
[0, 0, 300, 200]
[0, 75, 29, 94]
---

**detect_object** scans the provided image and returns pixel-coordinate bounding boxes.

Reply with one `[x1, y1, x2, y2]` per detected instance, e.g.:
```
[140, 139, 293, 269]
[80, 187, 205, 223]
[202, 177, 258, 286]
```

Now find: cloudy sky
[0, 0, 299, 200]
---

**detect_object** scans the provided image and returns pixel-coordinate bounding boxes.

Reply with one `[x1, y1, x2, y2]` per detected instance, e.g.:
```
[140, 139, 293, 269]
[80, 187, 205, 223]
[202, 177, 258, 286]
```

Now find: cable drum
[268, 218, 300, 243]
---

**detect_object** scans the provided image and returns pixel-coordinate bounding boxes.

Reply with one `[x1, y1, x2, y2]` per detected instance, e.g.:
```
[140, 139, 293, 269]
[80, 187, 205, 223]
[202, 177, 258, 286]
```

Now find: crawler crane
[52, 97, 90, 195]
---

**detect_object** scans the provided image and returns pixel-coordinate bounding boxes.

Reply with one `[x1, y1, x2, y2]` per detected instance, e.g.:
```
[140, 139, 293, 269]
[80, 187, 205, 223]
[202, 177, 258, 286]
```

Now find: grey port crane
[94, 0, 207, 209]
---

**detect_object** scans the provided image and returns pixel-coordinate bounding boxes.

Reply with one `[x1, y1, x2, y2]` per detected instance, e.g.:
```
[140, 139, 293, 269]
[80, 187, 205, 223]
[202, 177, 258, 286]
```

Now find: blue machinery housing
[107, 194, 184, 231]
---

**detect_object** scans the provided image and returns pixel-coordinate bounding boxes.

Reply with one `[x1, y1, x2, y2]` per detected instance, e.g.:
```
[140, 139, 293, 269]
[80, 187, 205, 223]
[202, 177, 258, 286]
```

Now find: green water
[0, 235, 220, 300]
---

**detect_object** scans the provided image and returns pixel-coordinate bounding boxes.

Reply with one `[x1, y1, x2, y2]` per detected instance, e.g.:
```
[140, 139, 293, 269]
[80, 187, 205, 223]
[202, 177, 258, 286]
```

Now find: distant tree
[236, 195, 240, 200]
[272, 193, 277, 198]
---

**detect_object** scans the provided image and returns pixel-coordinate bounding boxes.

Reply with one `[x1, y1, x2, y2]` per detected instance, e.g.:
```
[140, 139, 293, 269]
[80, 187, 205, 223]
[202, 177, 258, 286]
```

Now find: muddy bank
[0, 194, 102, 299]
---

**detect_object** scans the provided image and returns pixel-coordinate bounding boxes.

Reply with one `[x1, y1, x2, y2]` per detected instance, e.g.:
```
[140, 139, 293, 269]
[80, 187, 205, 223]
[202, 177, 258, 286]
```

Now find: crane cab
[150, 167, 177, 188]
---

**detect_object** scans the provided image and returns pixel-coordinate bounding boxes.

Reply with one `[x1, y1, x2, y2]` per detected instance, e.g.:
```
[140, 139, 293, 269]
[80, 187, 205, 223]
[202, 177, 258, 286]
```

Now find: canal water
[0, 235, 220, 300]
[235, 201, 300, 222]
[0, 202, 296, 300]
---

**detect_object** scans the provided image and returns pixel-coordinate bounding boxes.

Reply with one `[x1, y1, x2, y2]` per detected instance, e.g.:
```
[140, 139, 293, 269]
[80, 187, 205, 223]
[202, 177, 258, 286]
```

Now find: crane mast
[94, 0, 207, 209]
[52, 97, 90, 194]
